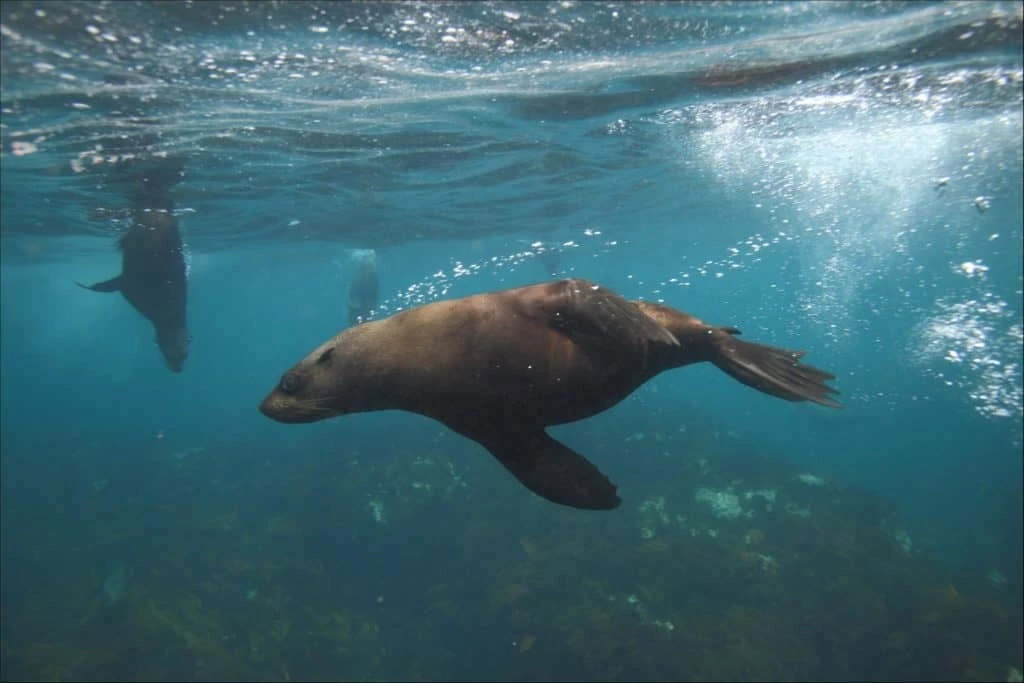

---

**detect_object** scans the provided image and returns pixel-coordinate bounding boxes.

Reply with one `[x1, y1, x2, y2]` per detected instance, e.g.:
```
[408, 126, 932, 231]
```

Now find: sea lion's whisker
[299, 395, 341, 409]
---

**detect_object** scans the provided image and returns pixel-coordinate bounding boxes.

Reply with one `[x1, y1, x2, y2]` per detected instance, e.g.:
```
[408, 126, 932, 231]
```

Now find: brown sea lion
[77, 157, 190, 372]
[259, 279, 840, 510]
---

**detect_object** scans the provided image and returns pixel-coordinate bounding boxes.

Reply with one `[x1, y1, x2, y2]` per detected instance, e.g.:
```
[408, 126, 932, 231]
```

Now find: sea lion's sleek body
[260, 279, 840, 510]
[77, 165, 190, 372]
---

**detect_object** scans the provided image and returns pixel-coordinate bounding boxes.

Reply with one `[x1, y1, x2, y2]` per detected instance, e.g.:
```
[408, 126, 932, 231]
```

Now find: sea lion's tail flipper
[479, 428, 621, 510]
[76, 275, 123, 293]
[711, 329, 842, 408]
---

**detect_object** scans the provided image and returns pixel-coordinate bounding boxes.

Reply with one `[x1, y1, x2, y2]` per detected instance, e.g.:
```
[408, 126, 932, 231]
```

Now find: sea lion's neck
[330, 322, 404, 413]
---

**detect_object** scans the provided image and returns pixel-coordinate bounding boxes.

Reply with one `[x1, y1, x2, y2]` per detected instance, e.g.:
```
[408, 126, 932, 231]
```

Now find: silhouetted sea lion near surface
[260, 279, 840, 510]
[76, 156, 190, 372]
[537, 248, 562, 278]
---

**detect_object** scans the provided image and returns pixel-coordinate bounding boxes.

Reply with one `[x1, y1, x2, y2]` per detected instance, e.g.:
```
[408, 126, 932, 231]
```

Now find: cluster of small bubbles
[605, 118, 630, 135]
[371, 234, 613, 317]
[650, 56, 1023, 420]
[10, 141, 39, 156]
[654, 231, 795, 294]
[913, 294, 1023, 421]
[958, 260, 990, 280]
[679, 89, 971, 349]
[67, 145, 170, 175]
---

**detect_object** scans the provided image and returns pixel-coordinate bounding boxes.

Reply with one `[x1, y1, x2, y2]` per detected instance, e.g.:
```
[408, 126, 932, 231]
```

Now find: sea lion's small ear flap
[479, 428, 621, 511]
[316, 346, 335, 365]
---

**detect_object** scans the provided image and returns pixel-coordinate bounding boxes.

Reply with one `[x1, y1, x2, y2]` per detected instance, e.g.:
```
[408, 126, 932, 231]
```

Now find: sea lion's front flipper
[479, 427, 621, 510]
[551, 279, 679, 353]
[76, 275, 123, 293]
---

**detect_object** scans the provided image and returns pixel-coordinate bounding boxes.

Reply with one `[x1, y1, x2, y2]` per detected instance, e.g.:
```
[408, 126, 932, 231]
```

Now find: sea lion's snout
[259, 369, 333, 424]
[258, 393, 285, 421]
[158, 328, 190, 373]
[258, 392, 330, 423]
[259, 388, 302, 423]
[162, 345, 187, 373]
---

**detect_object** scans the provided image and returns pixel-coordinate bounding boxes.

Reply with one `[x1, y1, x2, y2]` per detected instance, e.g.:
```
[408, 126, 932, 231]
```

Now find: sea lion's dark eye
[280, 372, 300, 394]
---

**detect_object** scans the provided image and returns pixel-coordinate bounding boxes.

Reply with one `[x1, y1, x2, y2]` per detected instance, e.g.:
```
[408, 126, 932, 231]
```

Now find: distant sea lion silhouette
[536, 248, 562, 278]
[347, 249, 379, 325]
[77, 158, 190, 372]
[260, 279, 840, 510]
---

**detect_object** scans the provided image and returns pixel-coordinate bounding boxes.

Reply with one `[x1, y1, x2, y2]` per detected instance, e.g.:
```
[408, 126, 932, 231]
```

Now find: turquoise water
[2, 2, 1022, 681]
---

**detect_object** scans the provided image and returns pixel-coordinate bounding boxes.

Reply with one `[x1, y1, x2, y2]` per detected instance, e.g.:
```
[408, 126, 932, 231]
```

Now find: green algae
[2, 425, 1020, 682]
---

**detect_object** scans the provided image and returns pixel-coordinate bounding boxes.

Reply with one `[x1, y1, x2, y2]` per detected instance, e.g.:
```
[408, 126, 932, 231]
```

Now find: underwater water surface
[1, 1, 1022, 681]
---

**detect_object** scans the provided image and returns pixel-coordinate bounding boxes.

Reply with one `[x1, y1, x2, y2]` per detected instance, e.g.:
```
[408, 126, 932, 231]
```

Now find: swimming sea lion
[347, 249, 379, 325]
[536, 248, 562, 278]
[259, 278, 840, 510]
[77, 158, 190, 372]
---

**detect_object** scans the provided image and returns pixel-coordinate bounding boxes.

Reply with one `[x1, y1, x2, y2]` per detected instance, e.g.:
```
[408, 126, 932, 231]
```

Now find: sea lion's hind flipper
[480, 428, 621, 510]
[552, 279, 679, 352]
[76, 275, 122, 293]
[712, 332, 842, 408]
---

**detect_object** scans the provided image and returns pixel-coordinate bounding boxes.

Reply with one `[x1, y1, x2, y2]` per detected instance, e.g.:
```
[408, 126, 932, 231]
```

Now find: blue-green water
[2, 2, 1022, 681]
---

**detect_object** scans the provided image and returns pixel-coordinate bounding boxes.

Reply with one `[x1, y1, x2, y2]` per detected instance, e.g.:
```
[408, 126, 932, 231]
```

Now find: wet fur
[260, 279, 840, 510]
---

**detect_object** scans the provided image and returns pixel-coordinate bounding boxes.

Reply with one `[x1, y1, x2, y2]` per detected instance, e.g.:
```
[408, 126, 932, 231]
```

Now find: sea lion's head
[259, 337, 351, 424]
[157, 326, 190, 373]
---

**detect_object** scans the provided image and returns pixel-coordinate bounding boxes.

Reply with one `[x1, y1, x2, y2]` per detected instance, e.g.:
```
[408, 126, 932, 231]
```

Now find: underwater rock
[102, 562, 130, 606]
[796, 473, 825, 486]
[695, 488, 744, 519]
